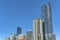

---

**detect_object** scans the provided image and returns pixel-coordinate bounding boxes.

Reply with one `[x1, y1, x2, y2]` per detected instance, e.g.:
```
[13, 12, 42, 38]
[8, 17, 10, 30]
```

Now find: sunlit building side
[33, 19, 45, 40]
[26, 30, 33, 40]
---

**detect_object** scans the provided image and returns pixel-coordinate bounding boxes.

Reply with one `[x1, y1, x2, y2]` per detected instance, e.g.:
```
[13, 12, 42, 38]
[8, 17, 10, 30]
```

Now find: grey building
[41, 3, 53, 34]
[41, 3, 56, 40]
[26, 30, 33, 40]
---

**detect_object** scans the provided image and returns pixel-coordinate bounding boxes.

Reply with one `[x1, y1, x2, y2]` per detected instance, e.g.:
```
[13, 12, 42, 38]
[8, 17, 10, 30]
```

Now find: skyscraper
[33, 3, 56, 40]
[41, 3, 56, 40]
[17, 27, 21, 36]
[33, 19, 45, 40]
[26, 30, 33, 40]
[41, 3, 53, 34]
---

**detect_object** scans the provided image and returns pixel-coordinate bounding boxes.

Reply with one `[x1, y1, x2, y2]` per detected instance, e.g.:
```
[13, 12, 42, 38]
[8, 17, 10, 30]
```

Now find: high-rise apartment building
[17, 27, 21, 36]
[33, 19, 45, 40]
[41, 3, 56, 40]
[26, 30, 33, 40]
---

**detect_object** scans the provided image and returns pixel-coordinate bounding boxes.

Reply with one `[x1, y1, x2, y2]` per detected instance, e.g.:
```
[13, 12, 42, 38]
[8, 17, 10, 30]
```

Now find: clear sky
[0, 0, 60, 40]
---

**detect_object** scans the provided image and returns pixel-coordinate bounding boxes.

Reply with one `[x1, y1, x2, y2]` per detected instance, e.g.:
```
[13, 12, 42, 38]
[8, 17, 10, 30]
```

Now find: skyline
[0, 0, 60, 40]
[33, 3, 55, 40]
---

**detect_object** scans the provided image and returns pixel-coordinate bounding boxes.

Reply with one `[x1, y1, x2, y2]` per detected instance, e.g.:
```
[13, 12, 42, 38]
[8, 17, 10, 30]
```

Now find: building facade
[17, 27, 21, 36]
[33, 19, 45, 40]
[26, 30, 33, 40]
[16, 34, 25, 40]
[41, 3, 56, 40]
[10, 33, 16, 40]
[41, 3, 53, 34]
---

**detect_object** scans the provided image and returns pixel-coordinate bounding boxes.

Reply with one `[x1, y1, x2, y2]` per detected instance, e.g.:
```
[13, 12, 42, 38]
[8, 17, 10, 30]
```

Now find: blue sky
[0, 0, 60, 40]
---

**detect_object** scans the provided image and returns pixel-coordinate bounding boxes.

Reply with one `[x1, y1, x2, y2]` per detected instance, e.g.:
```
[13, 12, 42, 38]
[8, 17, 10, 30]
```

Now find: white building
[33, 18, 45, 40]
[26, 30, 33, 40]
[10, 33, 16, 40]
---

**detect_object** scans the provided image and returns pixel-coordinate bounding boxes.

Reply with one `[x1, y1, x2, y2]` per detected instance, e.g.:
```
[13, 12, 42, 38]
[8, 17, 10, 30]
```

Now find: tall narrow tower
[17, 27, 21, 36]
[41, 3, 53, 34]
[41, 3, 56, 40]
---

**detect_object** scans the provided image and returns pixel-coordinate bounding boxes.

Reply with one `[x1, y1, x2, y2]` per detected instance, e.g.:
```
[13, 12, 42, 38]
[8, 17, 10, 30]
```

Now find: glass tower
[41, 3, 56, 40]
[17, 27, 21, 36]
[41, 3, 53, 34]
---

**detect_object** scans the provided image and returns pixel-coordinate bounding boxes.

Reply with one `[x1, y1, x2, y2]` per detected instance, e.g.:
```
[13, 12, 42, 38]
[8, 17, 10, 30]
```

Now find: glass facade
[41, 3, 53, 34]
[17, 27, 21, 36]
